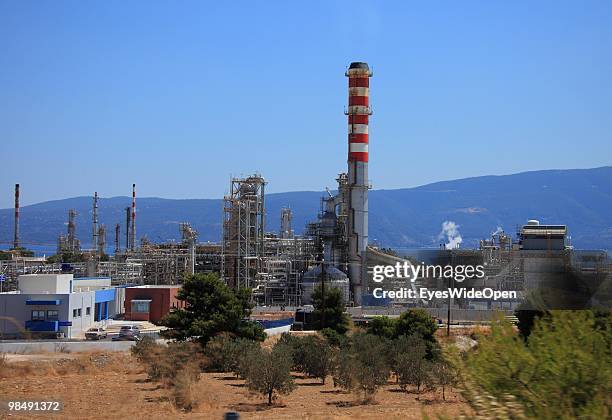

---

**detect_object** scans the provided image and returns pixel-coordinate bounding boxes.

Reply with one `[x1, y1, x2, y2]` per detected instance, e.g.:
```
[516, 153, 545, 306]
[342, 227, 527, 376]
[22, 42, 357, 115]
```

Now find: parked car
[85, 327, 107, 340]
[112, 325, 141, 341]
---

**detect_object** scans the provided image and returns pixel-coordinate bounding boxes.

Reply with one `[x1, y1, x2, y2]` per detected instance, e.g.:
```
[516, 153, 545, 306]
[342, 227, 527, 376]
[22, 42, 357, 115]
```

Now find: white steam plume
[438, 221, 463, 249]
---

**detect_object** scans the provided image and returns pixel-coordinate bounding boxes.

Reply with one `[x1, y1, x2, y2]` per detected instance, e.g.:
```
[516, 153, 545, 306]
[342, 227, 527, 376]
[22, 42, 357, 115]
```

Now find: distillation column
[345, 62, 372, 305]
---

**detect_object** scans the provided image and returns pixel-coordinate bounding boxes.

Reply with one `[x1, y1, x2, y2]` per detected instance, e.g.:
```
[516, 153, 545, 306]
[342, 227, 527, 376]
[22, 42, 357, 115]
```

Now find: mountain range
[1, 167, 611, 252]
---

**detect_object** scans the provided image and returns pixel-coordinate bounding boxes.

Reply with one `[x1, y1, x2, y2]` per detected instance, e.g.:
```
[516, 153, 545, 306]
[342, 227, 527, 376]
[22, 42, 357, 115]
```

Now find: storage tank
[301, 265, 350, 305]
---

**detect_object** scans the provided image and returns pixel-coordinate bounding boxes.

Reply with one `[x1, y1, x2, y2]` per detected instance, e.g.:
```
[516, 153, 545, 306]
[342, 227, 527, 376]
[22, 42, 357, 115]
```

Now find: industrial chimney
[92, 192, 99, 254]
[114, 223, 120, 254]
[125, 207, 131, 251]
[131, 184, 136, 251]
[345, 62, 372, 305]
[13, 184, 20, 249]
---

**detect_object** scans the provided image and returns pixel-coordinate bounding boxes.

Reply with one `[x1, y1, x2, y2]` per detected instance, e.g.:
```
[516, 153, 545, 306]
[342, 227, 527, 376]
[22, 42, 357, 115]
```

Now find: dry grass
[0, 351, 470, 419]
[0, 351, 139, 379]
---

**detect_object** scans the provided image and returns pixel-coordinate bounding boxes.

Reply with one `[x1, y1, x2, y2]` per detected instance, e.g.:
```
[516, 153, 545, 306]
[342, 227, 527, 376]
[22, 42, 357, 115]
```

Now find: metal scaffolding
[222, 175, 266, 289]
[57, 209, 81, 253]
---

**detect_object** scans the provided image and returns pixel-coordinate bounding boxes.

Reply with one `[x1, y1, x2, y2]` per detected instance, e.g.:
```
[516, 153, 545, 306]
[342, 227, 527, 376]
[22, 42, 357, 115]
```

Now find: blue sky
[1, 1, 611, 208]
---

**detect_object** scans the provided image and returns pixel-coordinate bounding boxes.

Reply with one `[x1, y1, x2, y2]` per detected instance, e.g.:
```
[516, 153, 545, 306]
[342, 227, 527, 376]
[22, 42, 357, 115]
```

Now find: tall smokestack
[345, 62, 372, 305]
[92, 192, 99, 254]
[131, 184, 136, 251]
[125, 207, 131, 252]
[97, 224, 106, 255]
[13, 184, 20, 249]
[115, 223, 120, 254]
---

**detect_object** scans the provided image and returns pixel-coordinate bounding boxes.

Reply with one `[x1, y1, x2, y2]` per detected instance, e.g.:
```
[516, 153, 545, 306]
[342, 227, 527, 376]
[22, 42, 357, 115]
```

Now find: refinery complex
[1, 62, 610, 320]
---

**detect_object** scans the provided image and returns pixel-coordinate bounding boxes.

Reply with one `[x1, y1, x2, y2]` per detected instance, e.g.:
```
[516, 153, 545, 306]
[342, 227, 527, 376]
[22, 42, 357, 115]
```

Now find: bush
[333, 333, 390, 403]
[460, 311, 612, 419]
[333, 347, 357, 391]
[171, 362, 201, 411]
[366, 316, 396, 339]
[302, 336, 336, 384]
[321, 327, 350, 348]
[389, 334, 426, 382]
[401, 310, 441, 360]
[235, 343, 262, 379]
[131, 338, 203, 410]
[515, 309, 546, 339]
[367, 311, 441, 360]
[394, 336, 432, 394]
[431, 361, 457, 400]
[204, 334, 261, 378]
[132, 338, 203, 386]
[0, 353, 7, 377]
[244, 342, 296, 405]
[278, 333, 308, 371]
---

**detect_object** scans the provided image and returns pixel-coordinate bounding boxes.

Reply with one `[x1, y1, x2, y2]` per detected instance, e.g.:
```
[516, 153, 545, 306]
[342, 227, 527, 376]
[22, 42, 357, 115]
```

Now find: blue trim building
[0, 274, 123, 339]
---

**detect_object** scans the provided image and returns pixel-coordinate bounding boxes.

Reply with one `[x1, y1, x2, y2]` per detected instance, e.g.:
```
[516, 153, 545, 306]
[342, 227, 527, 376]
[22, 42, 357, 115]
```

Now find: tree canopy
[311, 283, 350, 334]
[161, 273, 265, 345]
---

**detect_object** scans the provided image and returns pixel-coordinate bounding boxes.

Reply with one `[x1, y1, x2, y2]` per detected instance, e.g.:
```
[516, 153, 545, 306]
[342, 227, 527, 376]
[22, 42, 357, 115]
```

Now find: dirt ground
[0, 352, 469, 419]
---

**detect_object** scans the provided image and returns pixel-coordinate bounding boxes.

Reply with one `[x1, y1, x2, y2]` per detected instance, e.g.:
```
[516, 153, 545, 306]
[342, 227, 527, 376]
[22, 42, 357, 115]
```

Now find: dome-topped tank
[301, 265, 350, 305]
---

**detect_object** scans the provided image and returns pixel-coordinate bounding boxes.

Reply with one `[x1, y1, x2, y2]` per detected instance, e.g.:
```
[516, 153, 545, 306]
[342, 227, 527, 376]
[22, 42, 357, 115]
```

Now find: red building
[124, 285, 184, 322]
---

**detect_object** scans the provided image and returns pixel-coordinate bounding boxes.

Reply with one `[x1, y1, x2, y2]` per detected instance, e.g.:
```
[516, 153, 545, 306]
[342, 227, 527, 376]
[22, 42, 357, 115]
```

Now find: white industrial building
[0, 274, 124, 339]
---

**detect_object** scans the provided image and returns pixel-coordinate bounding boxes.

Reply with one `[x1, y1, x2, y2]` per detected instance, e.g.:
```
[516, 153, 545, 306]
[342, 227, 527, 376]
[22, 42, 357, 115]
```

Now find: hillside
[1, 167, 611, 251]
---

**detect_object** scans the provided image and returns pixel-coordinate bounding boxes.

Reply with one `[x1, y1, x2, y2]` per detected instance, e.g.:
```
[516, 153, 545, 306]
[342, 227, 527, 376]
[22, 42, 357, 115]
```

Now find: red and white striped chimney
[345, 62, 372, 306]
[347, 62, 372, 163]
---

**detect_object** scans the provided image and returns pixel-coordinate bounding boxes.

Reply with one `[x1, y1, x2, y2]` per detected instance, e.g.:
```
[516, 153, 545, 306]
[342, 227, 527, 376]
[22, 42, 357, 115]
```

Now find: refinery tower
[346, 62, 372, 304]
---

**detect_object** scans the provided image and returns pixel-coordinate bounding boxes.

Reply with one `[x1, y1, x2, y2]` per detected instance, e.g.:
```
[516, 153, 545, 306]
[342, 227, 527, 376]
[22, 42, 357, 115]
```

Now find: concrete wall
[0, 340, 139, 353]
[264, 325, 292, 336]
[18, 274, 72, 294]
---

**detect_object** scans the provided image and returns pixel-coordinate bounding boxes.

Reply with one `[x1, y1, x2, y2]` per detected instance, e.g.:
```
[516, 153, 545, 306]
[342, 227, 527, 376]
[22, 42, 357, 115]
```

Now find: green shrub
[332, 333, 390, 403]
[366, 316, 396, 339]
[320, 327, 350, 348]
[278, 332, 307, 371]
[460, 311, 611, 419]
[132, 339, 202, 386]
[431, 361, 457, 400]
[244, 342, 296, 405]
[204, 333, 259, 374]
[302, 336, 336, 384]
[332, 347, 357, 391]
[389, 334, 426, 382]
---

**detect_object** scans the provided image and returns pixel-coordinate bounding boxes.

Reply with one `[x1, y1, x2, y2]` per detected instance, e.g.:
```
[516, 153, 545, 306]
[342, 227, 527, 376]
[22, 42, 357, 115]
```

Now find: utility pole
[320, 259, 326, 329]
[447, 250, 454, 337]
